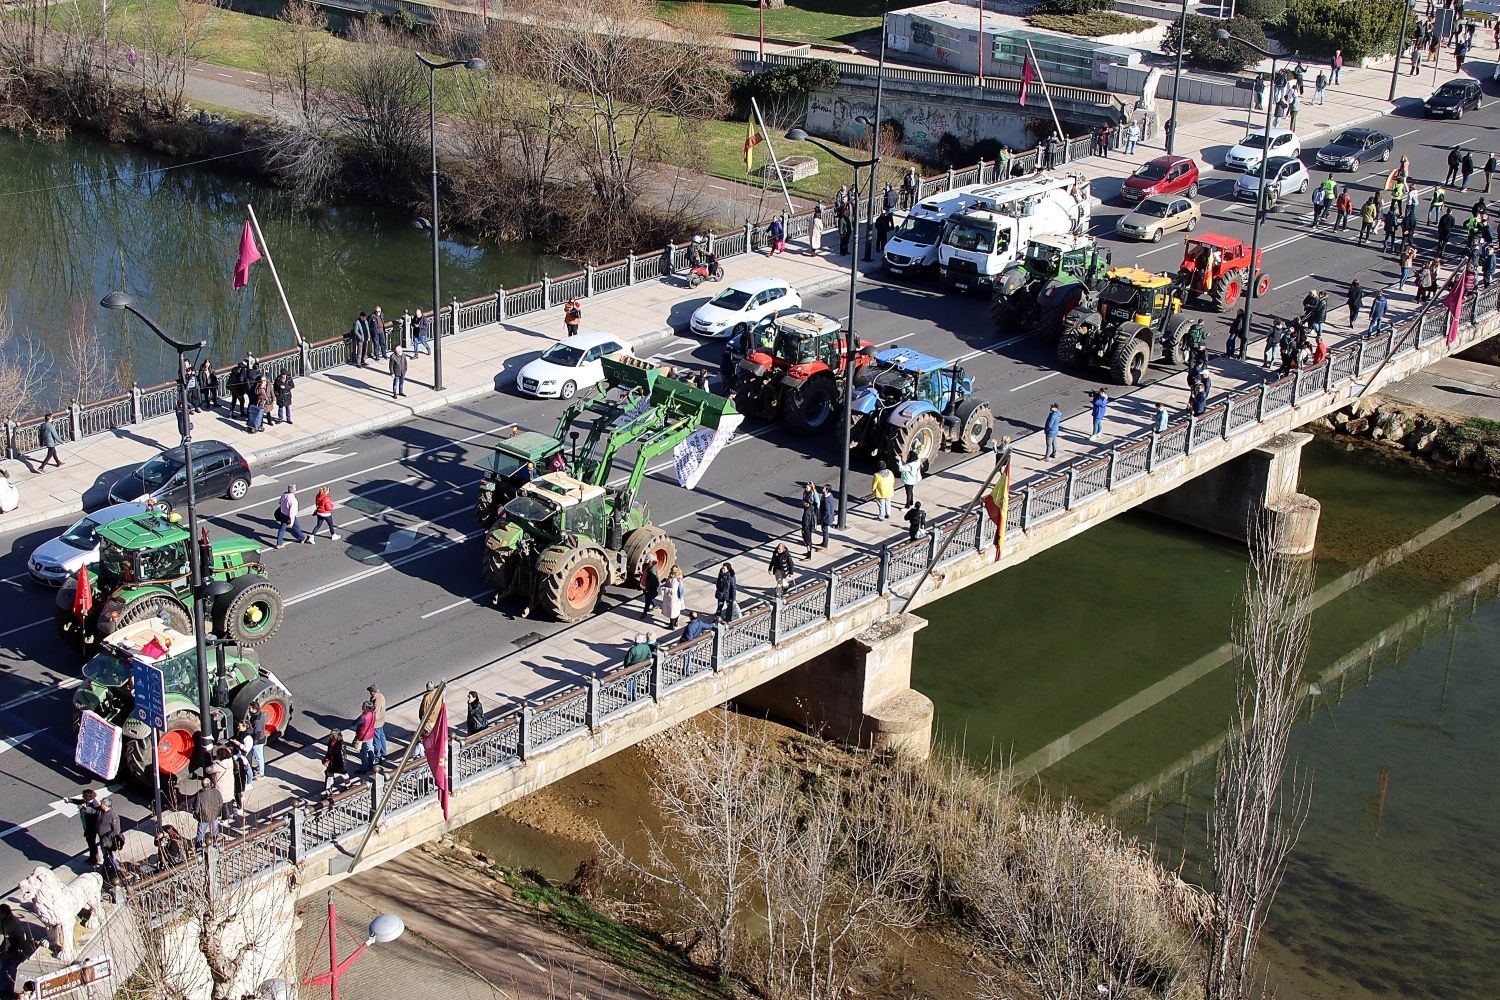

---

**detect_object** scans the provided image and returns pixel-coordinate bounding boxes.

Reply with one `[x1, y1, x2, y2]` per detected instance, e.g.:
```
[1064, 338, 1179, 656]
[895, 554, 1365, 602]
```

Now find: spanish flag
[982, 457, 1012, 559]
[744, 118, 763, 174]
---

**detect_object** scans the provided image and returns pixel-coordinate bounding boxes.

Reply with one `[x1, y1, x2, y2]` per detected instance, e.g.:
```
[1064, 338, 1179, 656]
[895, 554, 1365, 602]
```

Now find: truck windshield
[945, 219, 1002, 254]
[894, 216, 944, 243]
[480, 451, 529, 477]
[1101, 283, 1139, 307]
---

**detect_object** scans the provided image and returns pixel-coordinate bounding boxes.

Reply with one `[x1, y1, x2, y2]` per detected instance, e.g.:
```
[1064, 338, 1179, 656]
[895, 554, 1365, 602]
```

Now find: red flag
[233, 220, 261, 290]
[1443, 265, 1472, 345]
[421, 700, 450, 821]
[1019, 55, 1036, 107]
[72, 567, 93, 623]
[981, 457, 1012, 560]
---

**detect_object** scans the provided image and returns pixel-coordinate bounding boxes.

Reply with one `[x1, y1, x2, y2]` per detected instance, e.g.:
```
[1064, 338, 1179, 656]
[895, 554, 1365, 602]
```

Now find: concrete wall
[1109, 63, 1255, 109]
[809, 87, 1041, 153]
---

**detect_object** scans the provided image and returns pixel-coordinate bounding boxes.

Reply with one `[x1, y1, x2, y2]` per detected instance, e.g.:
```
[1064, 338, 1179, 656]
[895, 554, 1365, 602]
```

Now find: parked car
[1115, 194, 1202, 242]
[1119, 155, 1200, 204]
[1224, 128, 1301, 172]
[28, 501, 149, 586]
[1234, 157, 1310, 201]
[515, 332, 633, 400]
[1315, 128, 1395, 170]
[106, 441, 251, 515]
[1424, 78, 1482, 118]
[689, 277, 803, 338]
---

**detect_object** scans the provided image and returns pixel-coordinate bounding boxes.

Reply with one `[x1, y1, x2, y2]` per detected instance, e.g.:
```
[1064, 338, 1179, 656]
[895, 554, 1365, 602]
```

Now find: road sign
[28, 956, 113, 999]
[74, 711, 122, 780]
[131, 657, 167, 731]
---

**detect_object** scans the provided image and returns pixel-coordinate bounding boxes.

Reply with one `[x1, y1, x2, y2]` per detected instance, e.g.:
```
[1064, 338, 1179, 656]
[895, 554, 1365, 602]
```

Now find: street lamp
[302, 891, 405, 1000]
[787, 127, 876, 530]
[1166, 0, 1188, 155]
[860, 0, 890, 263]
[99, 291, 226, 769]
[415, 53, 488, 391]
[1215, 29, 1282, 360]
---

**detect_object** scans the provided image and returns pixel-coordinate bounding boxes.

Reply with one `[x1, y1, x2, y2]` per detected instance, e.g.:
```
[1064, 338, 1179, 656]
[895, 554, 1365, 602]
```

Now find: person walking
[1448, 146, 1463, 187]
[1312, 70, 1327, 104]
[1089, 388, 1109, 441]
[311, 486, 339, 540]
[1310, 184, 1328, 230]
[714, 562, 739, 620]
[192, 774, 223, 848]
[767, 216, 785, 256]
[35, 413, 63, 471]
[562, 297, 583, 339]
[818, 483, 836, 549]
[79, 788, 103, 867]
[198, 360, 218, 410]
[1428, 184, 1446, 225]
[904, 501, 927, 541]
[367, 684, 387, 761]
[662, 565, 686, 628]
[1335, 188, 1354, 231]
[1044, 402, 1062, 458]
[412, 309, 432, 356]
[1346, 279, 1364, 327]
[1359, 197, 1379, 245]
[1264, 319, 1284, 369]
[275, 484, 311, 548]
[321, 730, 347, 797]
[871, 462, 895, 521]
[355, 701, 377, 773]
[389, 346, 408, 398]
[1461, 150, 1477, 191]
[1486, 153, 1498, 194]
[1403, 199, 1419, 245]
[273, 370, 295, 425]
[896, 451, 921, 508]
[1367, 288, 1390, 332]
[1438, 206, 1456, 263]
[465, 691, 485, 736]
[767, 542, 795, 595]
[799, 490, 818, 559]
[1400, 242, 1418, 288]
[640, 559, 661, 620]
[97, 798, 122, 895]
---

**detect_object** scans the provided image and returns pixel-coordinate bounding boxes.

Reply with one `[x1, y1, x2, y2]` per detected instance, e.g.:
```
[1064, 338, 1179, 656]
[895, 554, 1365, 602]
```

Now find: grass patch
[1025, 10, 1155, 34]
[496, 866, 735, 1000]
[697, 117, 916, 206]
[657, 0, 887, 44]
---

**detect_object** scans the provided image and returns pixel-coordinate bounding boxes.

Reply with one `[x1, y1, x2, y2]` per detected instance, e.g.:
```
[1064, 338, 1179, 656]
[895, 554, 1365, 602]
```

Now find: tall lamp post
[787, 127, 876, 530]
[99, 292, 230, 765]
[1215, 29, 1282, 360]
[302, 891, 405, 1000]
[860, 1, 890, 262]
[1166, 0, 1188, 155]
[1389, 0, 1412, 102]
[415, 53, 487, 392]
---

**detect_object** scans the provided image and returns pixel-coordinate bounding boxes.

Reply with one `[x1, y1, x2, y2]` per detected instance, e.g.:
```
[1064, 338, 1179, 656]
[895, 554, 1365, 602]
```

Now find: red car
[1119, 155, 1200, 205]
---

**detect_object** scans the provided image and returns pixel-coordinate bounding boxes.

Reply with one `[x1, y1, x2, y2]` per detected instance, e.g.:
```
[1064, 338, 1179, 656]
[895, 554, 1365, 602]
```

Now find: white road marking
[660, 499, 725, 527]
[1273, 275, 1316, 291]
[419, 593, 489, 620]
[0, 618, 48, 640]
[0, 785, 121, 841]
[0, 679, 81, 713]
[518, 952, 547, 973]
[1010, 371, 1060, 392]
[1391, 127, 1422, 139]
[0, 729, 45, 755]
[1137, 244, 1178, 257]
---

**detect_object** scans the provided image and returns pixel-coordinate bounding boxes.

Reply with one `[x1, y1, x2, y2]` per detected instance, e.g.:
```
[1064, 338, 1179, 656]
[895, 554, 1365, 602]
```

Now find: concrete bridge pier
[1144, 431, 1321, 555]
[736, 612, 935, 760]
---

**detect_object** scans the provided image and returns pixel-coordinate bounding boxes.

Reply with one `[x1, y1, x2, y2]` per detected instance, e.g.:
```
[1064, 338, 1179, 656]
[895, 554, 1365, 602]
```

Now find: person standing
[248, 700, 269, 779]
[1486, 153, 1498, 194]
[1227, 308, 1248, 357]
[799, 490, 818, 559]
[871, 462, 895, 521]
[369, 306, 389, 360]
[275, 484, 311, 548]
[321, 730, 347, 797]
[192, 775, 223, 848]
[1312, 70, 1327, 105]
[273, 370, 295, 425]
[904, 501, 927, 541]
[1367, 288, 1390, 332]
[1461, 150, 1477, 191]
[767, 542, 795, 595]
[882, 184, 898, 214]
[563, 298, 582, 338]
[1402, 198, 1418, 246]
[1154, 402, 1169, 432]
[228, 360, 248, 418]
[875, 210, 894, 253]
[1335, 187, 1353, 231]
[1429, 183, 1447, 224]
[896, 451, 921, 508]
[818, 483, 836, 549]
[412, 309, 432, 356]
[1, 903, 31, 998]
[79, 788, 103, 867]
[1438, 206, 1456, 264]
[1044, 402, 1062, 459]
[465, 692, 485, 736]
[767, 216, 785, 256]
[198, 360, 218, 410]
[1125, 121, 1139, 154]
[1400, 242, 1418, 288]
[312, 486, 339, 540]
[35, 413, 63, 471]
[902, 166, 918, 209]
[97, 798, 122, 894]
[355, 701, 377, 773]
[1089, 388, 1110, 441]
[640, 559, 661, 620]
[249, 375, 272, 433]
[662, 565, 686, 628]
[235, 720, 255, 796]
[837, 211, 852, 256]
[1286, 89, 1300, 132]
[367, 684, 387, 761]
[352, 311, 371, 368]
[1264, 319, 1284, 369]
[809, 205, 825, 256]
[1331, 48, 1343, 85]
[714, 562, 739, 620]
[389, 347, 408, 398]
[1346, 278, 1364, 327]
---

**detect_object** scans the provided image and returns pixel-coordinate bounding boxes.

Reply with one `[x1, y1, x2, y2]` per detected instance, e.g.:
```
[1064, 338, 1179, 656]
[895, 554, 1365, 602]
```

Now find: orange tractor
[1175, 233, 1271, 312]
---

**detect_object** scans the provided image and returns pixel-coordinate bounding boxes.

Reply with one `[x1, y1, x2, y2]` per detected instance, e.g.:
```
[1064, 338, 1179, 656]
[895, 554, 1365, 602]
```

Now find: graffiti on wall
[806, 90, 1035, 155]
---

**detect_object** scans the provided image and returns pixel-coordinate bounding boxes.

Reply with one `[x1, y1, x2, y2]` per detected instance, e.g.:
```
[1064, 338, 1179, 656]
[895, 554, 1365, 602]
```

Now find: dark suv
[107, 442, 251, 515]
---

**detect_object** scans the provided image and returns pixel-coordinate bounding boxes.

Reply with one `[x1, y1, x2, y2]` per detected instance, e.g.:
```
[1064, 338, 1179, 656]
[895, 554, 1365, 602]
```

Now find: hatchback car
[28, 501, 149, 586]
[689, 277, 803, 338]
[1224, 128, 1301, 171]
[1315, 128, 1395, 170]
[1115, 194, 1201, 242]
[106, 441, 251, 514]
[1118, 155, 1200, 204]
[1424, 78, 1482, 117]
[1234, 157, 1310, 200]
[515, 332, 633, 399]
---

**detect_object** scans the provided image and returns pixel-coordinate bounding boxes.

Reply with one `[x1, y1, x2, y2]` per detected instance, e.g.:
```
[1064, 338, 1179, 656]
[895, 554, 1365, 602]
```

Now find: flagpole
[245, 204, 305, 348]
[1024, 40, 1067, 152]
[898, 442, 1009, 614]
[751, 98, 797, 218]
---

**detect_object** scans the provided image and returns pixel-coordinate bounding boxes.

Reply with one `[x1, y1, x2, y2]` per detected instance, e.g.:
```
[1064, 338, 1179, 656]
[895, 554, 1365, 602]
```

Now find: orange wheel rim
[566, 565, 600, 607]
[263, 700, 286, 735]
[652, 548, 670, 571]
[158, 729, 194, 774]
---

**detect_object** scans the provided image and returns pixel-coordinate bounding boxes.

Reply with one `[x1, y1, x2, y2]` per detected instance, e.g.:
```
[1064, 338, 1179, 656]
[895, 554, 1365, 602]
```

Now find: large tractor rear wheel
[215, 578, 284, 647]
[784, 375, 838, 435]
[156, 710, 201, 778]
[1057, 318, 1094, 368]
[231, 677, 293, 743]
[954, 400, 994, 453]
[1110, 336, 1152, 386]
[624, 526, 677, 586]
[112, 592, 193, 636]
[123, 734, 153, 780]
[1164, 316, 1195, 366]
[892, 413, 942, 467]
[539, 547, 610, 622]
[1214, 268, 1247, 312]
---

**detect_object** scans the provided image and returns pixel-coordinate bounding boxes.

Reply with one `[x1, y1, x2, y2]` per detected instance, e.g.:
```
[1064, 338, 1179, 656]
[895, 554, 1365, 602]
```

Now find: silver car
[1234, 157, 1310, 201]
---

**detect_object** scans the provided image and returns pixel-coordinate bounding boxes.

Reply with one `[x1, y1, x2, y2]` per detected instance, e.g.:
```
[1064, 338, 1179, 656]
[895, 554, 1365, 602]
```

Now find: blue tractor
[850, 348, 994, 467]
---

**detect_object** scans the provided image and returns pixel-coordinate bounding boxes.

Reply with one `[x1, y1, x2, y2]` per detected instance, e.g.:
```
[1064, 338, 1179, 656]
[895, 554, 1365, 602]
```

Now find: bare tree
[1204, 517, 1313, 1000]
[0, 309, 47, 427]
[134, 0, 212, 117]
[324, 20, 426, 187]
[55, 309, 115, 406]
[261, 0, 333, 129]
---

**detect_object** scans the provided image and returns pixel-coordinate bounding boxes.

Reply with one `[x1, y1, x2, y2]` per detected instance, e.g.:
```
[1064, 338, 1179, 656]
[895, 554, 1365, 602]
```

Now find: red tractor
[1175, 233, 1272, 312]
[726, 311, 874, 435]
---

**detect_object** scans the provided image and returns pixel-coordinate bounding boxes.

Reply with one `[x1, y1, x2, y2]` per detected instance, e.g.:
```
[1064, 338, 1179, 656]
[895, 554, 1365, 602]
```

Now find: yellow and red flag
[982, 457, 1012, 559]
[744, 119, 763, 174]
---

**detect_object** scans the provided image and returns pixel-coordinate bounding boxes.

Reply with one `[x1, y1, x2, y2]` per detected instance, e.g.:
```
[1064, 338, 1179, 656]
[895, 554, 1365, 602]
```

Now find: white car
[1224, 128, 1301, 172]
[515, 332, 633, 399]
[28, 501, 149, 586]
[689, 277, 802, 338]
[1234, 156, 1310, 201]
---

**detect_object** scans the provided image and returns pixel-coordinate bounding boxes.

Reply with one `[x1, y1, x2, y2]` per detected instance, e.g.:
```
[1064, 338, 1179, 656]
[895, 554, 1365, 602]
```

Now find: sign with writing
[29, 956, 113, 999]
[74, 711, 122, 781]
[672, 414, 743, 491]
[131, 657, 167, 731]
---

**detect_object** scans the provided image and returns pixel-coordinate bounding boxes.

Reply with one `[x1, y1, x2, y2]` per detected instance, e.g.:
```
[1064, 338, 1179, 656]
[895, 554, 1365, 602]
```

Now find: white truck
[937, 173, 1093, 293]
[881, 186, 987, 278]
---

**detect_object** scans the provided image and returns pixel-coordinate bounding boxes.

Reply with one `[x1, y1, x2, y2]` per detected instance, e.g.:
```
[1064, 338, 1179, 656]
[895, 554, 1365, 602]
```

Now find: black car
[106, 441, 251, 514]
[1315, 128, 1395, 170]
[1424, 78, 1483, 118]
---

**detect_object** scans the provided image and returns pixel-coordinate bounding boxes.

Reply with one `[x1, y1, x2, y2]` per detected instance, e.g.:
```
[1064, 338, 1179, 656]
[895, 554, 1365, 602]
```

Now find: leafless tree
[134, 0, 212, 117]
[0, 309, 47, 427]
[56, 309, 116, 405]
[324, 20, 426, 187]
[1204, 517, 1313, 1000]
[262, 0, 333, 129]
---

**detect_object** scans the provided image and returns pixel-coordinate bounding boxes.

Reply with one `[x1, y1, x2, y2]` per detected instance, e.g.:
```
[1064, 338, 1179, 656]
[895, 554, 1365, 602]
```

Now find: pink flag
[1443, 265, 1471, 345]
[421, 700, 450, 821]
[233, 220, 261, 290]
[1019, 55, 1036, 107]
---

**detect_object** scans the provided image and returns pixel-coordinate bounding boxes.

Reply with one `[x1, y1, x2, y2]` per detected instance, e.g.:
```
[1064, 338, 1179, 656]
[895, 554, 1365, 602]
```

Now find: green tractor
[483, 356, 739, 621]
[990, 234, 1111, 336]
[54, 511, 285, 649]
[475, 429, 567, 528]
[72, 618, 293, 782]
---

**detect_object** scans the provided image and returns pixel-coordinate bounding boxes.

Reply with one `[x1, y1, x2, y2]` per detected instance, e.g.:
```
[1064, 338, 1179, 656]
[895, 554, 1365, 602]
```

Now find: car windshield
[1333, 131, 1364, 146]
[82, 652, 133, 687]
[539, 343, 584, 367]
[709, 288, 754, 311]
[137, 453, 183, 489]
[894, 216, 944, 242]
[1135, 200, 1172, 218]
[60, 516, 103, 550]
[944, 219, 1002, 254]
[1239, 134, 1273, 150]
[1134, 161, 1170, 180]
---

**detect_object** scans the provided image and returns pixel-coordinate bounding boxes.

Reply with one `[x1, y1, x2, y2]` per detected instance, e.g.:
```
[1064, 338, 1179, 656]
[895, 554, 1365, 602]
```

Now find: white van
[882, 187, 985, 278]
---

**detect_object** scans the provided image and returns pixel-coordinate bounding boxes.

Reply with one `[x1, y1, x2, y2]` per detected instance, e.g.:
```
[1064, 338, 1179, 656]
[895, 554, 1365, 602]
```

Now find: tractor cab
[1097, 268, 1179, 329]
[523, 474, 611, 541]
[475, 430, 566, 526]
[1176, 233, 1268, 311]
[93, 513, 192, 590]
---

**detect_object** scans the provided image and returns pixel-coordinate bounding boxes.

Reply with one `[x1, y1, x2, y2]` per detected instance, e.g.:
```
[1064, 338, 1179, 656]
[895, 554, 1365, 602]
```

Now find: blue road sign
[131, 657, 167, 731]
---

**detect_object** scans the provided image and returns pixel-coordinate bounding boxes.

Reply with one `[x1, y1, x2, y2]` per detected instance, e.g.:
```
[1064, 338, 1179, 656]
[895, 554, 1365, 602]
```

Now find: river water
[0, 130, 565, 408]
[913, 438, 1500, 1000]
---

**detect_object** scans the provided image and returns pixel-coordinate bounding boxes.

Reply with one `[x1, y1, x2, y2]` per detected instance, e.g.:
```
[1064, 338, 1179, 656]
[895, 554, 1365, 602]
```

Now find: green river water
[0, 130, 565, 408]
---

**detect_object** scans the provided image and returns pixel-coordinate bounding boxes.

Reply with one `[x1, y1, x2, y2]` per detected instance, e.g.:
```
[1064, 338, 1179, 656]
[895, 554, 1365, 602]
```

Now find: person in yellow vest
[871, 462, 895, 522]
[1428, 184, 1446, 224]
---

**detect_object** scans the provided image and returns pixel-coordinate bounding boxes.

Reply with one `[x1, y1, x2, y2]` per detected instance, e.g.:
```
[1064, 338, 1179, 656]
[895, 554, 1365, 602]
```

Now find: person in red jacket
[313, 485, 339, 540]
